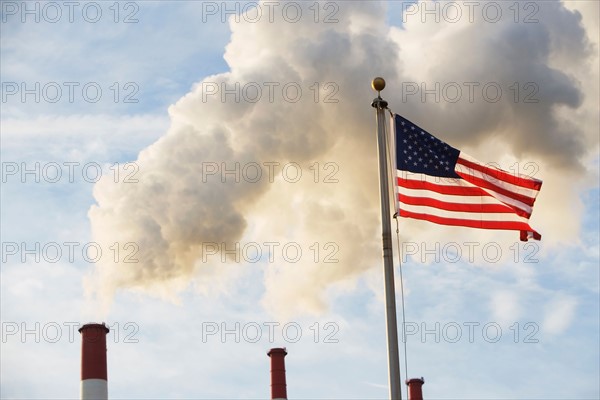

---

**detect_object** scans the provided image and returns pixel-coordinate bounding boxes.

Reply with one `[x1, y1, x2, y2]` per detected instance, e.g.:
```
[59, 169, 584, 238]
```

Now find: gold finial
[371, 77, 386, 92]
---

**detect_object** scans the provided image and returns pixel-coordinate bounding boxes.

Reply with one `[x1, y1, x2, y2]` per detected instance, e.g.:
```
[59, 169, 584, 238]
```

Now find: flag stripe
[399, 186, 502, 205]
[455, 171, 537, 210]
[399, 194, 516, 214]
[456, 159, 539, 207]
[457, 154, 542, 190]
[400, 202, 533, 224]
[456, 158, 541, 200]
[398, 172, 534, 217]
[398, 208, 538, 232]
[399, 187, 532, 219]
[397, 176, 487, 196]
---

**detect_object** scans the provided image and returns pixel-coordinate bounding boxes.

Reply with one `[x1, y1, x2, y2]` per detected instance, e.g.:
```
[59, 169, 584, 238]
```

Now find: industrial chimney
[267, 347, 288, 400]
[406, 377, 425, 400]
[79, 323, 109, 400]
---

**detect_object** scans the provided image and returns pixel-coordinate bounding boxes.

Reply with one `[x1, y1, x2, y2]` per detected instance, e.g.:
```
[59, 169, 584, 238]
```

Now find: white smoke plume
[88, 1, 598, 317]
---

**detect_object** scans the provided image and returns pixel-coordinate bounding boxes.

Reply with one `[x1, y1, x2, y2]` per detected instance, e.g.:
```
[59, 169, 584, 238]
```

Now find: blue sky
[1, 1, 599, 399]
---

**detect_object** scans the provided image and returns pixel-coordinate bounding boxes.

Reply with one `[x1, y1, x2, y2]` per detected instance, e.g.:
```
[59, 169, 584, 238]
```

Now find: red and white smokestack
[406, 377, 425, 400]
[267, 348, 288, 400]
[79, 323, 109, 400]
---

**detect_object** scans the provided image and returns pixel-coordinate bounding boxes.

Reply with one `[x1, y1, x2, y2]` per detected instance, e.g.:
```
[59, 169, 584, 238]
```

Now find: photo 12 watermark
[1, 1, 140, 23]
[401, 241, 540, 264]
[200, 161, 339, 184]
[200, 1, 339, 24]
[1, 321, 139, 344]
[399, 81, 539, 104]
[402, 321, 540, 344]
[1, 162, 139, 184]
[1, 82, 139, 104]
[200, 241, 340, 264]
[1, 241, 139, 264]
[200, 81, 339, 104]
[401, 1, 539, 25]
[201, 321, 340, 344]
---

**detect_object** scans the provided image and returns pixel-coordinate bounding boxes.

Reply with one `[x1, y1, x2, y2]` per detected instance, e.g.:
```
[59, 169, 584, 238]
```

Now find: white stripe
[81, 379, 107, 400]
[401, 203, 533, 224]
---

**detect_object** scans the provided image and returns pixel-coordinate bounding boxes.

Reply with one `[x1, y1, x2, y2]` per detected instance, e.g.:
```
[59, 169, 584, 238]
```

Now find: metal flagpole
[371, 77, 402, 400]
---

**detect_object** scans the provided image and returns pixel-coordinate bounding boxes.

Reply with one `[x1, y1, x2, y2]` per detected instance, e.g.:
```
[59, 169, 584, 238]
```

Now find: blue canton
[395, 114, 461, 179]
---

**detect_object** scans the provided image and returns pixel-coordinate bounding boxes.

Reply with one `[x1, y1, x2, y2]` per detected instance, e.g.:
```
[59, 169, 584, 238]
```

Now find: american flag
[394, 114, 542, 241]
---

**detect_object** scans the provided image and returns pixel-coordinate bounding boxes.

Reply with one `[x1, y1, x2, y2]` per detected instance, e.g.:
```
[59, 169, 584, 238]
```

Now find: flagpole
[371, 77, 402, 400]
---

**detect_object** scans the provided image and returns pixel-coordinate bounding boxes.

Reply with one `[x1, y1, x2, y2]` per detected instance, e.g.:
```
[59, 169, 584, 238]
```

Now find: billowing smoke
[88, 1, 598, 317]
[390, 0, 595, 169]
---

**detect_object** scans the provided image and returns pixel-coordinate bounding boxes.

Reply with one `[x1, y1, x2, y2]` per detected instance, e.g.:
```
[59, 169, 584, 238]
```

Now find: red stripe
[397, 177, 490, 197]
[457, 157, 542, 190]
[399, 194, 515, 214]
[455, 170, 538, 207]
[399, 209, 538, 234]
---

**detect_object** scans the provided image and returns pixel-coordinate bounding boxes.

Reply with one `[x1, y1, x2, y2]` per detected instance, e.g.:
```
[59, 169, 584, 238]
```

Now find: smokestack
[267, 347, 288, 400]
[79, 323, 109, 400]
[406, 377, 425, 400]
